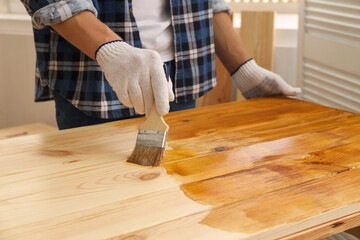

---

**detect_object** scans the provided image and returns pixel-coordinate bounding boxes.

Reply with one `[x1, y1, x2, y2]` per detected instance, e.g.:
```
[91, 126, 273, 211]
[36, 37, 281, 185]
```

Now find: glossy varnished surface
[1, 98, 360, 240]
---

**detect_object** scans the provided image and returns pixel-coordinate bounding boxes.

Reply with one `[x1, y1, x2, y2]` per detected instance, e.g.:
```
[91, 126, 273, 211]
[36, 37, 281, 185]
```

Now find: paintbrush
[127, 107, 169, 167]
[127, 64, 170, 167]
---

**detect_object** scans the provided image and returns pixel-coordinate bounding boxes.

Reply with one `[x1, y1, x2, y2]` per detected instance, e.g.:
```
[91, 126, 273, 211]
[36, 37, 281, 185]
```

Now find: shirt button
[129, 7, 133, 12]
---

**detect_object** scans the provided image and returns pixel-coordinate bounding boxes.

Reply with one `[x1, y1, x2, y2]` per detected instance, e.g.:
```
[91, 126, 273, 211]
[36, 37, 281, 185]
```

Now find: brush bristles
[127, 145, 165, 167]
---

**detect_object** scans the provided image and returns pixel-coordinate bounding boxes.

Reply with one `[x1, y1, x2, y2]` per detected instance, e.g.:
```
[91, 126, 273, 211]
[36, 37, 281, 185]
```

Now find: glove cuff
[231, 58, 264, 93]
[95, 40, 126, 63]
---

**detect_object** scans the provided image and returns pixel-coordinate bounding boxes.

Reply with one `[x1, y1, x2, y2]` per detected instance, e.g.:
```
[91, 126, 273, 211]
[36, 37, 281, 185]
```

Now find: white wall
[0, 32, 56, 129]
[273, 14, 299, 88]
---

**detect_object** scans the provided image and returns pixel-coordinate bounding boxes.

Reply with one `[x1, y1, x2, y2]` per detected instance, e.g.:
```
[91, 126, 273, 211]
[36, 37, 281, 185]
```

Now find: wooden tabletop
[1, 98, 360, 240]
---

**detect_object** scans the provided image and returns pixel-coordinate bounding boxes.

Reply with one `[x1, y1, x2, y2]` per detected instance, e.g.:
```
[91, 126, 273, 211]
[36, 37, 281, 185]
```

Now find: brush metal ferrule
[135, 129, 167, 148]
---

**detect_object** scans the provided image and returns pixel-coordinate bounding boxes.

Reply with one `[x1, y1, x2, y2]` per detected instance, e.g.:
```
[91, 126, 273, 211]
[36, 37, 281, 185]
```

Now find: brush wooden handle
[140, 107, 169, 131]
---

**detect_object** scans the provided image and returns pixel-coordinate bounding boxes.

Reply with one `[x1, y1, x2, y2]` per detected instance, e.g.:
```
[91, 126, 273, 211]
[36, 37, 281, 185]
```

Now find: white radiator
[297, 0, 360, 113]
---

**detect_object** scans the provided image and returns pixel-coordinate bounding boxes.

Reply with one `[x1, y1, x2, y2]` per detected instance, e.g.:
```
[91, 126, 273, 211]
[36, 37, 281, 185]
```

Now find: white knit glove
[96, 41, 175, 116]
[231, 59, 301, 99]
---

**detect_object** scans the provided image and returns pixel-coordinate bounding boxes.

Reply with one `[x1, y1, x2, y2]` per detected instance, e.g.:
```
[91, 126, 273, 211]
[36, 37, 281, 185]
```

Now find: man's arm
[51, 11, 172, 116]
[212, 11, 301, 99]
[213, 11, 251, 74]
[51, 10, 172, 115]
[52, 11, 121, 60]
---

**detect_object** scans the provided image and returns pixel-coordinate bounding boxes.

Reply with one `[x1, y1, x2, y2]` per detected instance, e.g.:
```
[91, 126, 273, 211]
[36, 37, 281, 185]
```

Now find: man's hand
[232, 59, 301, 99]
[96, 41, 174, 116]
[52, 11, 174, 116]
[213, 12, 301, 99]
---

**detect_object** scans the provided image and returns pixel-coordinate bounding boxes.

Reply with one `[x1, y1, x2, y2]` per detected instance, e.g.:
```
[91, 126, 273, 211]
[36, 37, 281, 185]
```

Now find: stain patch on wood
[163, 114, 360, 234]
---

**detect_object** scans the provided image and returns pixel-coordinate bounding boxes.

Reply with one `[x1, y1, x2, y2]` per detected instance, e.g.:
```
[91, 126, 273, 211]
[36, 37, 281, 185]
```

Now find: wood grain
[237, 11, 275, 100]
[0, 123, 56, 140]
[115, 170, 360, 240]
[282, 211, 360, 240]
[240, 11, 275, 71]
[1, 98, 360, 239]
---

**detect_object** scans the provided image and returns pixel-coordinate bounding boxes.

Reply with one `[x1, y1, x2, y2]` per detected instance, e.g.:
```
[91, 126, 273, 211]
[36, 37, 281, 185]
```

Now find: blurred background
[0, 0, 359, 129]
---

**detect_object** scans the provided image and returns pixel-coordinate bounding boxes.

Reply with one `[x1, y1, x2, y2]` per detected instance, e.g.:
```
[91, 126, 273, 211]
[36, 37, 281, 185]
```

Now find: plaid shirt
[21, 0, 230, 119]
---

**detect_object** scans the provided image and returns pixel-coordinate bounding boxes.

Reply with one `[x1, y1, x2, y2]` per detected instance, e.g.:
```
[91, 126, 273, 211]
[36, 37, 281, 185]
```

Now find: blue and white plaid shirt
[21, 0, 230, 119]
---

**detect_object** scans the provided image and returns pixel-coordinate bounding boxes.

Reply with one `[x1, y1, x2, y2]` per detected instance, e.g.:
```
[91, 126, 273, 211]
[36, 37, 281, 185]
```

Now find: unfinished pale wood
[0, 160, 210, 239]
[237, 11, 275, 100]
[140, 107, 168, 131]
[0, 119, 141, 157]
[0, 122, 56, 140]
[1, 98, 360, 239]
[281, 211, 360, 240]
[240, 11, 275, 71]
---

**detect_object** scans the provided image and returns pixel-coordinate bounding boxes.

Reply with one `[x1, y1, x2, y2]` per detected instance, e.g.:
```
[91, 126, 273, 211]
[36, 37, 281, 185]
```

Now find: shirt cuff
[32, 0, 98, 29]
[212, 0, 232, 15]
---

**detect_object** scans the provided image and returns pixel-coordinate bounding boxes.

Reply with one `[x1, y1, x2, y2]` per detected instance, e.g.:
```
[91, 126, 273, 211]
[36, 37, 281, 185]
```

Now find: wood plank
[165, 98, 353, 141]
[165, 129, 360, 180]
[0, 98, 311, 157]
[281, 211, 360, 240]
[0, 155, 184, 231]
[0, 99, 303, 177]
[237, 11, 275, 100]
[2, 98, 358, 178]
[1, 99, 359, 189]
[240, 11, 275, 71]
[0, 118, 141, 157]
[2, 98, 360, 190]
[0, 123, 56, 140]
[163, 110, 360, 184]
[113, 169, 360, 240]
[0, 184, 210, 240]
[200, 169, 360, 236]
[164, 109, 360, 163]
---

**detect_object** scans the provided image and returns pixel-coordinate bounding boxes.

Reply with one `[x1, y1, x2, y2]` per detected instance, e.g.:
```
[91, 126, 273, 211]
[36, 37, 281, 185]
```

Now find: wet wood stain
[200, 168, 360, 234]
[162, 98, 360, 234]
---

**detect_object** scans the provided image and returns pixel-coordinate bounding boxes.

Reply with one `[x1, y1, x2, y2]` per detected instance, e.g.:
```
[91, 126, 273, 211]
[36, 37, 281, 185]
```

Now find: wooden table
[1, 98, 360, 240]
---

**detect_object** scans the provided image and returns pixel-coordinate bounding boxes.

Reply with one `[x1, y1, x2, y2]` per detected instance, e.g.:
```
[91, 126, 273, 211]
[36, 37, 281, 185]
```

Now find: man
[21, 0, 300, 130]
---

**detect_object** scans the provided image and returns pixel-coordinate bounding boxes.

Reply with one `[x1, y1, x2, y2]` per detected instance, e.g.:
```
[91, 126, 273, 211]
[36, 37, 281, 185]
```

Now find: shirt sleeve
[212, 0, 232, 15]
[20, 0, 98, 29]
